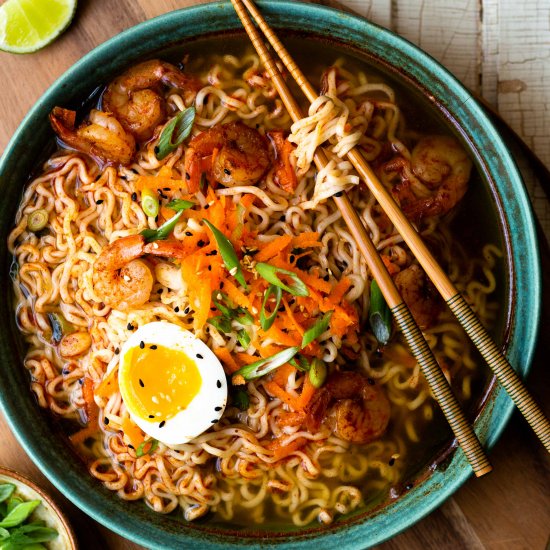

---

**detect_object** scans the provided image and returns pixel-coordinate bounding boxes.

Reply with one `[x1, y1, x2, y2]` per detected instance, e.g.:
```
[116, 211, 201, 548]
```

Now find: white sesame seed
[229, 266, 238, 276]
[123, 275, 131, 282]
[252, 307, 258, 315]
[153, 242, 159, 249]
[152, 396, 159, 404]
[216, 293, 223, 300]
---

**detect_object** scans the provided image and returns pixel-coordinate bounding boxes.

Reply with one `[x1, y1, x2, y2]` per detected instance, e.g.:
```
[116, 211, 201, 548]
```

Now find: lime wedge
[0, 0, 77, 54]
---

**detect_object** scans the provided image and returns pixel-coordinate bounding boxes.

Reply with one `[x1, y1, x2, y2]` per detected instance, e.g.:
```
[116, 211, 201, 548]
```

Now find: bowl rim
[0, 1, 541, 549]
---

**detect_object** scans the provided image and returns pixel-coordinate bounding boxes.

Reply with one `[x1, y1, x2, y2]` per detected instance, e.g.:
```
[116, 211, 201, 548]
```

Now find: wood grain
[0, 1, 549, 549]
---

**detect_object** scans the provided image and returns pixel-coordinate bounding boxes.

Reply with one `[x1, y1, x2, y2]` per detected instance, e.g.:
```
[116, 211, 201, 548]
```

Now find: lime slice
[0, 0, 77, 54]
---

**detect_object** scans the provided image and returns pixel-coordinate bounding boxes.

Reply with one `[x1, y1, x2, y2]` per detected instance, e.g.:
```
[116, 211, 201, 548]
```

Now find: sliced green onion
[236, 309, 254, 325]
[232, 388, 250, 411]
[0, 484, 15, 504]
[135, 438, 159, 457]
[140, 210, 183, 243]
[0, 500, 40, 529]
[166, 199, 195, 212]
[369, 279, 392, 345]
[27, 209, 48, 232]
[260, 284, 282, 331]
[236, 328, 251, 349]
[47, 312, 74, 344]
[308, 358, 327, 388]
[141, 188, 159, 218]
[156, 106, 196, 160]
[207, 316, 232, 334]
[233, 346, 300, 381]
[289, 353, 310, 372]
[255, 263, 309, 297]
[204, 219, 247, 288]
[212, 291, 235, 318]
[301, 310, 333, 348]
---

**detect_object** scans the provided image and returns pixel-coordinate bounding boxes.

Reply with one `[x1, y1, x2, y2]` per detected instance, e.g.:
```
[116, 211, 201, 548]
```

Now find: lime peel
[0, 0, 77, 54]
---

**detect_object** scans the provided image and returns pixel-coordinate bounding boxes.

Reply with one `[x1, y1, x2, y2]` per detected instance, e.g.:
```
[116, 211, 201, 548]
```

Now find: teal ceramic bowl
[0, 2, 541, 549]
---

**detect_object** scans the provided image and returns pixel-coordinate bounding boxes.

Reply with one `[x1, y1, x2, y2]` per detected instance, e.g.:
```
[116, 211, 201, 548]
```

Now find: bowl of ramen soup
[0, 2, 540, 549]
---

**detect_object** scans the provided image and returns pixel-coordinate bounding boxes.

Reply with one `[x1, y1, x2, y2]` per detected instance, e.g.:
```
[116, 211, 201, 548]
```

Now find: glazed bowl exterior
[0, 2, 540, 549]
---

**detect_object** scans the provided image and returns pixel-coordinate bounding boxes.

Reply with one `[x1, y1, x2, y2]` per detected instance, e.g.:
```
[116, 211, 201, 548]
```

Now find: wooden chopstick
[230, 0, 493, 477]
[233, 0, 550, 453]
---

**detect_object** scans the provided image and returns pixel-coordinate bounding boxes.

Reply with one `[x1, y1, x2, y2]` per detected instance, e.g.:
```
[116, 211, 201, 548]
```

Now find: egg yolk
[121, 344, 202, 422]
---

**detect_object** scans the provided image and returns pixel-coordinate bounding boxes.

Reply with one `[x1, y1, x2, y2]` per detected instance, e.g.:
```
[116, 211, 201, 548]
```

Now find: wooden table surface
[1, 1, 549, 549]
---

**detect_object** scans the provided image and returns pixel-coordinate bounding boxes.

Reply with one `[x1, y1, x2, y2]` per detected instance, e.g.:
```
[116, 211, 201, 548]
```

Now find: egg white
[118, 321, 227, 446]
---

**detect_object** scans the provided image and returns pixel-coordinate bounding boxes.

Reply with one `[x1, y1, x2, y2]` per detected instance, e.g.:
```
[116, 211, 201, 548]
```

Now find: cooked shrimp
[92, 235, 187, 311]
[388, 135, 472, 221]
[304, 371, 390, 444]
[102, 59, 202, 142]
[49, 107, 136, 165]
[93, 235, 153, 311]
[184, 121, 271, 192]
[394, 264, 442, 330]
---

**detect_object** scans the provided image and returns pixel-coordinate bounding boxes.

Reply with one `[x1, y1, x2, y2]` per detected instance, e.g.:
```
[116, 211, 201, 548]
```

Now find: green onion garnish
[232, 346, 300, 381]
[212, 291, 235, 318]
[308, 358, 327, 388]
[203, 219, 247, 288]
[140, 210, 183, 243]
[0, 485, 15, 503]
[255, 263, 309, 297]
[232, 388, 250, 411]
[260, 284, 282, 331]
[156, 107, 196, 160]
[369, 279, 392, 345]
[301, 310, 333, 348]
[166, 199, 195, 212]
[0, 500, 40, 529]
[236, 328, 251, 349]
[289, 353, 310, 372]
[207, 315, 233, 334]
[141, 188, 160, 218]
[135, 438, 159, 457]
[27, 209, 48, 232]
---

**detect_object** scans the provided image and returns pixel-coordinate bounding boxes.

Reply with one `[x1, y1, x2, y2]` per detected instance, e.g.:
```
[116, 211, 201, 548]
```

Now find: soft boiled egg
[118, 321, 227, 446]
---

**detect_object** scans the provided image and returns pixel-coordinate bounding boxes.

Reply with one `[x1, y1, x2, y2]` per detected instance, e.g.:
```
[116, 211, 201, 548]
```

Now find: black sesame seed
[278, 306, 285, 312]
[323, 274, 330, 281]
[185, 231, 193, 237]
[120, 175, 127, 180]
[95, 199, 104, 205]
[159, 420, 166, 428]
[215, 406, 222, 411]
[289, 255, 295, 263]
[279, 215, 285, 221]
[197, 240, 205, 247]
[149, 414, 155, 419]
[139, 379, 144, 387]
[204, 204, 210, 210]
[150, 345, 158, 350]
[127, 323, 134, 331]
[224, 168, 231, 175]
[211, 419, 219, 424]
[114, 348, 120, 355]
[185, 172, 190, 180]
[183, 307, 190, 314]
[131, 192, 137, 202]
[78, 379, 83, 385]
[208, 265, 212, 271]
[210, 307, 216, 311]
[155, 215, 159, 222]
[163, 187, 170, 191]
[196, 353, 204, 359]
[128, 444, 135, 450]
[103, 417, 109, 425]
[174, 306, 180, 313]
[131, 168, 139, 174]
[389, 457, 396, 466]
[139, 341, 145, 349]
[334, 191, 343, 197]
[157, 288, 163, 294]
[216, 380, 222, 388]
[62, 369, 69, 375]
[219, 282, 224, 289]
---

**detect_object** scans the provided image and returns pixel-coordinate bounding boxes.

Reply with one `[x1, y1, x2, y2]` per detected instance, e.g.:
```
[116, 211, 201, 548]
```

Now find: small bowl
[0, 466, 78, 549]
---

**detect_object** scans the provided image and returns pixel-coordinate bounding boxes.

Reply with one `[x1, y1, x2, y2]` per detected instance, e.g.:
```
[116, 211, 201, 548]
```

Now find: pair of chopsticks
[230, 0, 550, 471]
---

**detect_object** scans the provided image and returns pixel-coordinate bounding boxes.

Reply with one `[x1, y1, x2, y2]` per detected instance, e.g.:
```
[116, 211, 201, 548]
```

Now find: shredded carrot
[95, 367, 119, 398]
[294, 374, 316, 411]
[269, 437, 307, 461]
[290, 232, 322, 249]
[134, 165, 187, 191]
[277, 411, 306, 427]
[214, 348, 240, 374]
[223, 279, 252, 311]
[270, 257, 332, 294]
[328, 277, 352, 305]
[264, 380, 296, 408]
[234, 352, 259, 365]
[272, 362, 296, 386]
[258, 344, 283, 358]
[255, 234, 292, 262]
[282, 298, 305, 336]
[264, 325, 301, 347]
[121, 416, 145, 450]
